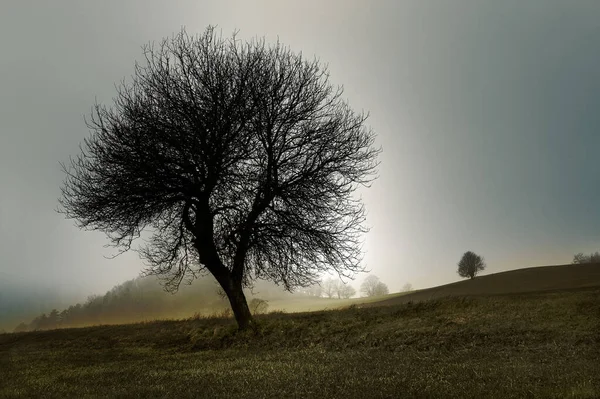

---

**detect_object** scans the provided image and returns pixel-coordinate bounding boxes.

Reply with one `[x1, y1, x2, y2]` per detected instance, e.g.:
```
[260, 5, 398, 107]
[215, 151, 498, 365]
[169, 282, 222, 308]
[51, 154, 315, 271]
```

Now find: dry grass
[1, 285, 599, 398]
[366, 263, 600, 308]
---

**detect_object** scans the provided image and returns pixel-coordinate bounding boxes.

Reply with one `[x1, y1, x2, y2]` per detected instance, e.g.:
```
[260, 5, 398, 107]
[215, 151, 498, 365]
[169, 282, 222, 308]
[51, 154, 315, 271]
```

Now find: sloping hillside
[365, 263, 600, 307]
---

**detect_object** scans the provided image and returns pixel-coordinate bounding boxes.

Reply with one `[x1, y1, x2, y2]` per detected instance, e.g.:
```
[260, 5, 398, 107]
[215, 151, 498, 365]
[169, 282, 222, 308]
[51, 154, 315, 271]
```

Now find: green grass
[1, 288, 599, 398]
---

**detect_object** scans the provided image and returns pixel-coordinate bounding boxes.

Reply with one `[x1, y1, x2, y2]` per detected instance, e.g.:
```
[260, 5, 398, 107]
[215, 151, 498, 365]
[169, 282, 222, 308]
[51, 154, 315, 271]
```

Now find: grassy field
[2, 283, 599, 398]
[260, 289, 412, 313]
[367, 263, 600, 308]
[264, 263, 600, 314]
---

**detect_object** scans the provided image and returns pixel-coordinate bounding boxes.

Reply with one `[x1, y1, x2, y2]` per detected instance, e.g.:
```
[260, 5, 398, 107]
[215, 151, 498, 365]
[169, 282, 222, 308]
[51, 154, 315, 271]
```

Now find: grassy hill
[7, 275, 335, 332]
[12, 262, 597, 333]
[1, 263, 599, 398]
[363, 262, 600, 307]
[1, 287, 598, 398]
[272, 263, 600, 312]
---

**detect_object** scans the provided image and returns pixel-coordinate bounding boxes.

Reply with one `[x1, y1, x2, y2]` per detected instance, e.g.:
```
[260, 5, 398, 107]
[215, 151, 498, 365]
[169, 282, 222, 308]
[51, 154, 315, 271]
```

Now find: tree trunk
[191, 228, 254, 331]
[219, 277, 255, 331]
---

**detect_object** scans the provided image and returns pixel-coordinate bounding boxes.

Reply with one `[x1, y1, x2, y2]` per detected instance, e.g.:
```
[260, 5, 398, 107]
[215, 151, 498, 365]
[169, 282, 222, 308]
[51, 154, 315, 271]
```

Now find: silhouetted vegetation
[573, 251, 600, 264]
[58, 26, 380, 330]
[360, 275, 389, 297]
[11, 273, 366, 333]
[0, 283, 72, 332]
[401, 282, 413, 292]
[457, 251, 486, 279]
[12, 275, 303, 332]
[14, 277, 208, 332]
[320, 277, 357, 299]
[297, 283, 323, 297]
[336, 282, 356, 299]
[248, 298, 269, 315]
[322, 278, 337, 298]
[12, 323, 28, 333]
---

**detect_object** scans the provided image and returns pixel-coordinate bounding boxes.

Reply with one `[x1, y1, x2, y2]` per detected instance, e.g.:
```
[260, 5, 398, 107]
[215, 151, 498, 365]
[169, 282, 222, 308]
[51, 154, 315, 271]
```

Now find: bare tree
[336, 283, 356, 299]
[299, 282, 323, 297]
[360, 275, 389, 297]
[457, 251, 486, 279]
[58, 27, 379, 330]
[573, 252, 600, 264]
[249, 298, 269, 315]
[309, 283, 324, 298]
[401, 283, 413, 292]
[322, 278, 338, 299]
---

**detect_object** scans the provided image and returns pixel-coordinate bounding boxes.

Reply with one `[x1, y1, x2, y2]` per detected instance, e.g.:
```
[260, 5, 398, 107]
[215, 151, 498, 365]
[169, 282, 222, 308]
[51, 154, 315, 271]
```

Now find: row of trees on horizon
[572, 252, 600, 264]
[9, 247, 597, 334]
[11, 273, 400, 333]
[9, 248, 596, 334]
[299, 275, 395, 299]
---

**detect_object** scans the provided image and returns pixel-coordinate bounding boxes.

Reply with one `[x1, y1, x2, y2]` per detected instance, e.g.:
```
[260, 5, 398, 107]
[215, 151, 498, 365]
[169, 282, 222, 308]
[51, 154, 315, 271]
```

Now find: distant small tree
[249, 298, 269, 315]
[322, 278, 339, 299]
[572, 252, 600, 264]
[457, 251, 486, 279]
[336, 283, 357, 299]
[401, 283, 413, 292]
[299, 282, 323, 297]
[308, 283, 323, 298]
[360, 275, 389, 297]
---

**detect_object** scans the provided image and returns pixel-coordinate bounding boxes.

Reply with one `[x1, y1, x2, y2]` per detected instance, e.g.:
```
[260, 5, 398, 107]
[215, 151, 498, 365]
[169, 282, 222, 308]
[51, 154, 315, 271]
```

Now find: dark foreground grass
[1, 288, 599, 398]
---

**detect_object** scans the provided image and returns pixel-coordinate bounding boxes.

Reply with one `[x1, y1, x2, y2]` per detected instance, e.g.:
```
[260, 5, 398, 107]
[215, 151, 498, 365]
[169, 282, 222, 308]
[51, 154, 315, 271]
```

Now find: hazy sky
[1, 0, 599, 304]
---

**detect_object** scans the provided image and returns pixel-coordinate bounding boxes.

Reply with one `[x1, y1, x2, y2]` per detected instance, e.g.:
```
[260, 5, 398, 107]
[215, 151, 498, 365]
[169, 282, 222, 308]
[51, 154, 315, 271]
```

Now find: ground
[1, 264, 599, 398]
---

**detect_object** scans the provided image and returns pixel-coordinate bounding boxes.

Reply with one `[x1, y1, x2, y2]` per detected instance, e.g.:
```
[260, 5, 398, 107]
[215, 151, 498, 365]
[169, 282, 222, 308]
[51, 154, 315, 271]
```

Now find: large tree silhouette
[59, 27, 380, 330]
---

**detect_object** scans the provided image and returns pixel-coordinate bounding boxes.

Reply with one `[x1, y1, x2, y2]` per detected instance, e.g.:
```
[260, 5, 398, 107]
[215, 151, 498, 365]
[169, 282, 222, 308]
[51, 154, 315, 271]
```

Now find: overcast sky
[1, 0, 599, 306]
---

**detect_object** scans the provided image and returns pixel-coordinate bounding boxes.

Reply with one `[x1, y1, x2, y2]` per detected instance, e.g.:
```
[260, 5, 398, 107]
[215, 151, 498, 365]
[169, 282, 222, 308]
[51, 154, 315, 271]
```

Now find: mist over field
[3, 272, 367, 332]
[0, 281, 73, 332]
[1, 2, 600, 320]
[1, 2, 600, 397]
[3, 266, 600, 397]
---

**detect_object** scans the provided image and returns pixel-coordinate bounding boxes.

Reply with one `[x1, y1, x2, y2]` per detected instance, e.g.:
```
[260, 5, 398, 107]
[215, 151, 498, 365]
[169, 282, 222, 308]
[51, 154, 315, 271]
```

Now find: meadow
[2, 280, 599, 398]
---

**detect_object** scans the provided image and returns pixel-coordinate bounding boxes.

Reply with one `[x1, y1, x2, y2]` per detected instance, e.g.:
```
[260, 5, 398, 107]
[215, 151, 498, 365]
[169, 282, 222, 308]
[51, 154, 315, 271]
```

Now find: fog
[2, 1, 600, 328]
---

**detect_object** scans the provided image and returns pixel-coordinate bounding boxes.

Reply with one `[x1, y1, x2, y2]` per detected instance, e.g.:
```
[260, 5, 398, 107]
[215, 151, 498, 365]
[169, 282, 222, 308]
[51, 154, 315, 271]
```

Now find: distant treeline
[0, 284, 71, 333]
[12, 275, 296, 333]
[572, 252, 600, 264]
[12, 274, 360, 333]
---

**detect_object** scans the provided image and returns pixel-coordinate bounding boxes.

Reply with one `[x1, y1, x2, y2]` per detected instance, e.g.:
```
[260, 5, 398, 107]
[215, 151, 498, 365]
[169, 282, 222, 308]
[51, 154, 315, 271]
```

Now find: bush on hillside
[249, 298, 269, 315]
[572, 252, 600, 264]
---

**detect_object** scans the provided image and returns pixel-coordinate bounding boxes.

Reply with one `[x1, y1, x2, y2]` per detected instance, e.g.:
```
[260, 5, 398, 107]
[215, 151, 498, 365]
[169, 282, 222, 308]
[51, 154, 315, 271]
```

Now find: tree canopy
[572, 252, 600, 264]
[457, 251, 486, 279]
[360, 275, 389, 297]
[59, 27, 380, 330]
